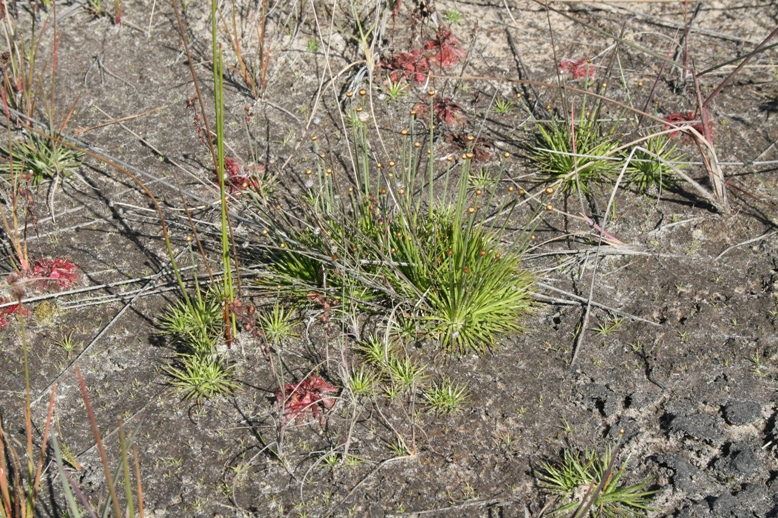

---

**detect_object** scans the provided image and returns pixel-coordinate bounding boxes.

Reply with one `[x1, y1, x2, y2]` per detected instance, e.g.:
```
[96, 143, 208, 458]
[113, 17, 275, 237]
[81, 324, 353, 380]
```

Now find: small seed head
[346, 91, 353, 98]
[399, 188, 406, 194]
[545, 187, 554, 195]
[319, 153, 326, 159]
[311, 135, 318, 141]
[545, 204, 553, 211]
[463, 268, 470, 274]
[475, 189, 482, 196]
[377, 163, 382, 169]
[503, 152, 510, 158]
[359, 89, 367, 96]
[637, 81, 643, 88]
[601, 82, 607, 89]
[326, 168, 332, 175]
[479, 250, 487, 256]
[467, 207, 475, 213]
[391, 248, 396, 254]
[305, 169, 313, 175]
[466, 135, 474, 141]
[348, 187, 354, 193]
[530, 235, 536, 241]
[515, 93, 522, 99]
[410, 109, 417, 116]
[380, 188, 387, 195]
[414, 141, 421, 148]
[546, 104, 552, 111]
[518, 189, 525, 195]
[508, 186, 515, 192]
[466, 152, 475, 159]
[355, 106, 363, 112]
[427, 89, 436, 97]
[494, 253, 501, 259]
[388, 161, 396, 167]
[401, 129, 409, 136]
[447, 249, 453, 256]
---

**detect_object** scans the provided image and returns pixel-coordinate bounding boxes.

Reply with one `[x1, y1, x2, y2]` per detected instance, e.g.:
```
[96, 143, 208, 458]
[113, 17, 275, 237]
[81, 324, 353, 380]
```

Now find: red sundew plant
[223, 156, 267, 193]
[0, 297, 30, 329]
[31, 257, 79, 291]
[559, 59, 595, 79]
[664, 111, 711, 142]
[276, 374, 339, 422]
[381, 50, 430, 83]
[413, 96, 466, 129]
[424, 26, 466, 68]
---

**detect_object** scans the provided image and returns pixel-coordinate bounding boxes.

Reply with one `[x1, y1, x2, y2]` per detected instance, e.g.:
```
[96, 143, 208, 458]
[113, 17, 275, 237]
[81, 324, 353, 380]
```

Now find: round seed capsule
[331, 255, 338, 260]
[601, 83, 607, 89]
[410, 109, 417, 116]
[262, 229, 268, 235]
[530, 235, 536, 241]
[305, 169, 313, 175]
[463, 268, 470, 274]
[637, 81, 643, 88]
[377, 163, 382, 169]
[391, 248, 396, 254]
[388, 172, 394, 178]
[396, 232, 403, 238]
[346, 92, 353, 98]
[466, 152, 475, 159]
[503, 152, 510, 158]
[516, 93, 522, 99]
[319, 153, 326, 159]
[447, 156, 454, 162]
[475, 189, 482, 196]
[380, 188, 387, 195]
[401, 129, 409, 136]
[359, 89, 367, 96]
[311, 135, 318, 141]
[462, 154, 469, 160]
[447, 249, 453, 256]
[356, 106, 363, 112]
[466, 135, 474, 141]
[480, 250, 487, 256]
[508, 186, 515, 193]
[388, 161, 396, 167]
[545, 204, 553, 211]
[545, 187, 554, 195]
[280, 242, 286, 248]
[427, 89, 436, 96]
[546, 104, 552, 111]
[518, 189, 525, 195]
[414, 141, 421, 148]
[326, 169, 332, 175]
[348, 187, 354, 193]
[467, 207, 475, 214]
[399, 188, 406, 194]
[275, 204, 282, 210]
[494, 253, 501, 259]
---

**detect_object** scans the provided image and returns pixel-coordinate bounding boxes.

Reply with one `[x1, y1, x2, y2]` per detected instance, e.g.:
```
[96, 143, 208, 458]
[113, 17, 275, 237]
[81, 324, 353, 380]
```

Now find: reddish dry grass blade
[75, 366, 123, 518]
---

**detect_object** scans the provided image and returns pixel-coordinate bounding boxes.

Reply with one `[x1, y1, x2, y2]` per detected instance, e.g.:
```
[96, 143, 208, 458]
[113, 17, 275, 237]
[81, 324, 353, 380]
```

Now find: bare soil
[1, 1, 778, 517]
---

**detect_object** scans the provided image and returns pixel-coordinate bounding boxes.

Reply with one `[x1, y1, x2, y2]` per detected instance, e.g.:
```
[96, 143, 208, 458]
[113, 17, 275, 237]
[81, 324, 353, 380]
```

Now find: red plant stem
[703, 24, 778, 108]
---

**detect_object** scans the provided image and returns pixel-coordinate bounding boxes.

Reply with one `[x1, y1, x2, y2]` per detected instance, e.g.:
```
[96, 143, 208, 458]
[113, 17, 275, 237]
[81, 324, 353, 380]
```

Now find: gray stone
[723, 401, 762, 426]
[668, 413, 725, 444]
[583, 383, 621, 417]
